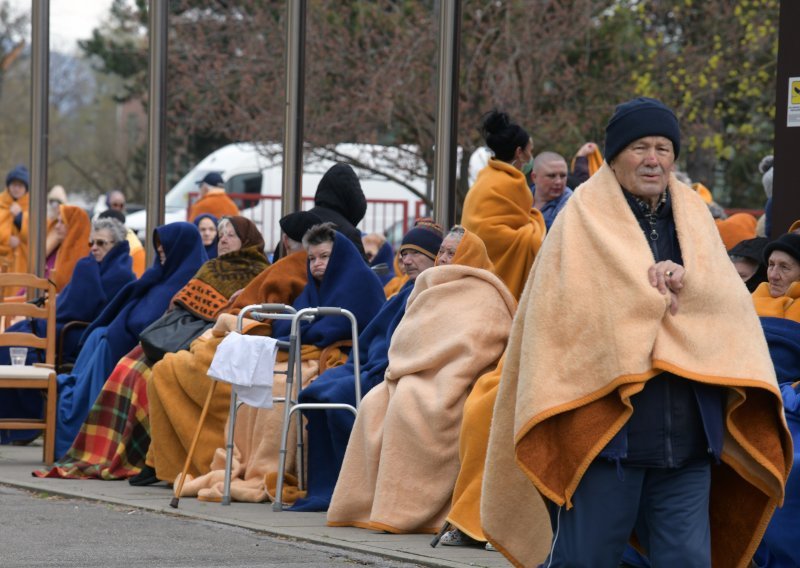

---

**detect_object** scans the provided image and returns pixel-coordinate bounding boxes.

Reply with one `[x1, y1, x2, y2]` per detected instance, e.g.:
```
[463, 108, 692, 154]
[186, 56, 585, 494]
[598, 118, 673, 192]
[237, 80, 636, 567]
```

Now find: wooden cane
[170, 380, 217, 508]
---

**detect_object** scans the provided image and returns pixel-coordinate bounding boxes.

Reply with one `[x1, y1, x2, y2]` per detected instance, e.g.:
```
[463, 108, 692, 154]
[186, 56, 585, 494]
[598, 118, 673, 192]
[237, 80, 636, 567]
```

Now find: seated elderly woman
[327, 226, 515, 534]
[752, 233, 800, 321]
[51, 222, 206, 460]
[0, 217, 135, 445]
[291, 222, 443, 511]
[36, 216, 268, 480]
[172, 222, 385, 503]
[44, 203, 91, 291]
[139, 211, 320, 486]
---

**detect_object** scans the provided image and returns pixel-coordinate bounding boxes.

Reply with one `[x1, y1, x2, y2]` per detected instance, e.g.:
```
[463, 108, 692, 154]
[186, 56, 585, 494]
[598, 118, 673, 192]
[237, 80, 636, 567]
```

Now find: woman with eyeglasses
[0, 217, 136, 445]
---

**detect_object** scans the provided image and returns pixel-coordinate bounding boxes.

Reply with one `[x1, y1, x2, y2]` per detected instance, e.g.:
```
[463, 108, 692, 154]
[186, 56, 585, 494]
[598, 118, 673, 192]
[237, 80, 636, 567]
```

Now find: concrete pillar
[281, 0, 306, 216]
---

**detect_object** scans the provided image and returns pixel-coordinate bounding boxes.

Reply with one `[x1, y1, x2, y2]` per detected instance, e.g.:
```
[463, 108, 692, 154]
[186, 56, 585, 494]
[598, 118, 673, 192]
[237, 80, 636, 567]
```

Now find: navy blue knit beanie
[399, 219, 444, 261]
[604, 98, 680, 163]
[5, 164, 29, 190]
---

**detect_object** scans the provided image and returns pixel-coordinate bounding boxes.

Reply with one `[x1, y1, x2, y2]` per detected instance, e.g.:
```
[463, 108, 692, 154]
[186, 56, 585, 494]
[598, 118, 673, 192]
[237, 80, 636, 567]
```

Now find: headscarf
[193, 213, 218, 259]
[445, 229, 494, 272]
[225, 215, 265, 252]
[81, 222, 207, 362]
[50, 204, 91, 291]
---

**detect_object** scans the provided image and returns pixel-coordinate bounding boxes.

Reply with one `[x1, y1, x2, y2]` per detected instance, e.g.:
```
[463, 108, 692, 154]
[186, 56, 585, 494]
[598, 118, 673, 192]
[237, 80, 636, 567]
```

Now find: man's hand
[576, 142, 598, 158]
[212, 313, 238, 336]
[9, 203, 22, 216]
[648, 261, 685, 316]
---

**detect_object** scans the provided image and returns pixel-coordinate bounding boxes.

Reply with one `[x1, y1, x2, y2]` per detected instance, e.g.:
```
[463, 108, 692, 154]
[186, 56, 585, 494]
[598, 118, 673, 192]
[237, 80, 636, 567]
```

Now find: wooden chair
[0, 273, 58, 465]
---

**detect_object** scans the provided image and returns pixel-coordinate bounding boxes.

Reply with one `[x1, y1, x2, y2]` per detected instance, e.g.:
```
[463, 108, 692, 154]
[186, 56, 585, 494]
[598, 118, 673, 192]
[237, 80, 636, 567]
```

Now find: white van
[126, 142, 430, 249]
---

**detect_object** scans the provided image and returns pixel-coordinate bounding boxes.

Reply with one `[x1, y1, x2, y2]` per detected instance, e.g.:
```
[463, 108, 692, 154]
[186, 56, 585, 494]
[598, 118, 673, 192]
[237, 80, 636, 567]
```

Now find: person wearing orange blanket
[139, 212, 319, 486]
[0, 165, 30, 281]
[481, 98, 791, 567]
[327, 226, 514, 534]
[752, 233, 800, 322]
[461, 110, 545, 300]
[187, 172, 239, 222]
[45, 204, 91, 291]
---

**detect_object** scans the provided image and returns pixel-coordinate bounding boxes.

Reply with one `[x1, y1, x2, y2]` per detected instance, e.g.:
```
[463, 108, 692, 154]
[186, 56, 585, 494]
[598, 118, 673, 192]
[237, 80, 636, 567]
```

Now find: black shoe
[128, 465, 159, 486]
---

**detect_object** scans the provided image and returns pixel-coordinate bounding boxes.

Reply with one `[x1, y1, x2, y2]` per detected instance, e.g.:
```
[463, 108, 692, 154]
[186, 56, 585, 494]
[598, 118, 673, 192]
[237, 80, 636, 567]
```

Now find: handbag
[139, 306, 213, 363]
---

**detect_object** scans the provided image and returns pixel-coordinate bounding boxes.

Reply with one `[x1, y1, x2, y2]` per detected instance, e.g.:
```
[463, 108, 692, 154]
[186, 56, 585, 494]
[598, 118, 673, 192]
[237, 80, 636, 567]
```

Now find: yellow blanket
[175, 345, 347, 503]
[482, 163, 792, 568]
[461, 158, 545, 300]
[327, 264, 516, 533]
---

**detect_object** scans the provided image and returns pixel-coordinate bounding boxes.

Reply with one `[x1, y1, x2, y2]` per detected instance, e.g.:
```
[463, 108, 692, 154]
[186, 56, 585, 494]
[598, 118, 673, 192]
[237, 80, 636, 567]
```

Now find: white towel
[207, 333, 279, 408]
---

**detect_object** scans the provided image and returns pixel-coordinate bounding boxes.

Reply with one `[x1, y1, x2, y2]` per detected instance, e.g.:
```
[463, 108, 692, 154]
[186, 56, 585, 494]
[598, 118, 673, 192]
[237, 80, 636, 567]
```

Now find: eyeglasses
[89, 239, 112, 247]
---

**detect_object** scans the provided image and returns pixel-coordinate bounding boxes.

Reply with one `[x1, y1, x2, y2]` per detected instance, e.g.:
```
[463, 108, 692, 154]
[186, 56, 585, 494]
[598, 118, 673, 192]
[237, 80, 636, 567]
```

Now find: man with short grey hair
[529, 151, 571, 230]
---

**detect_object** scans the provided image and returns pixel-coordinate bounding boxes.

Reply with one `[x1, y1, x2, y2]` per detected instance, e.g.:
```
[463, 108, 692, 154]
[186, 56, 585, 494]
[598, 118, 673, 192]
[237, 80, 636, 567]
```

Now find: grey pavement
[0, 443, 511, 568]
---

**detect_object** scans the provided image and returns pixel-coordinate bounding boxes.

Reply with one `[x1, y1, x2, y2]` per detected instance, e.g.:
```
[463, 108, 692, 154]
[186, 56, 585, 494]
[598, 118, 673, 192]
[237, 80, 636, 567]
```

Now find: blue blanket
[53, 222, 206, 458]
[272, 231, 385, 347]
[370, 241, 395, 285]
[0, 243, 135, 444]
[291, 279, 413, 511]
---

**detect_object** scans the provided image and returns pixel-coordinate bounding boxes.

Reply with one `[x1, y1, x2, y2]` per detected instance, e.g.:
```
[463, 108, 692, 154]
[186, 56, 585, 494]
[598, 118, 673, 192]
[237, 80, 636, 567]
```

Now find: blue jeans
[543, 459, 711, 567]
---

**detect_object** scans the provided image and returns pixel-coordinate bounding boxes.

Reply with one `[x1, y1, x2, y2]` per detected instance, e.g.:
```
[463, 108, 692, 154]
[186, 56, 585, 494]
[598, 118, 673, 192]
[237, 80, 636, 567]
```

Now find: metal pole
[29, 0, 49, 278]
[280, 0, 306, 216]
[432, 0, 461, 230]
[145, 0, 169, 265]
[770, 0, 800, 238]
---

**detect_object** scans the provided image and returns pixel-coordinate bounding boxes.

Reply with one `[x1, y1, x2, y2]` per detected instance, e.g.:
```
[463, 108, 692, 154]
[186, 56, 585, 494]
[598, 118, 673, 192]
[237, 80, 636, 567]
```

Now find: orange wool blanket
[482, 163, 792, 568]
[461, 158, 545, 300]
[146, 252, 308, 482]
[50, 204, 91, 291]
[327, 265, 516, 533]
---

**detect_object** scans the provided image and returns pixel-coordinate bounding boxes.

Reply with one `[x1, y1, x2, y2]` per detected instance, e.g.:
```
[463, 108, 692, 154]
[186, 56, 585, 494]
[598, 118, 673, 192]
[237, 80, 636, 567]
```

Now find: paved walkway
[0, 444, 511, 568]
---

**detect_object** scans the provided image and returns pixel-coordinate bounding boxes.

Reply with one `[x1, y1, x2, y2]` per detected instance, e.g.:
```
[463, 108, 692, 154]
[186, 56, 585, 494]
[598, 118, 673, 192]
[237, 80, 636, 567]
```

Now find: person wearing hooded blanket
[327, 226, 514, 534]
[35, 217, 268, 480]
[290, 223, 443, 512]
[45, 204, 91, 291]
[0, 165, 30, 285]
[173, 225, 385, 503]
[52, 222, 206, 459]
[480, 98, 791, 568]
[730, 236, 769, 294]
[0, 217, 135, 445]
[142, 212, 318, 486]
[193, 213, 219, 259]
[274, 163, 367, 260]
[461, 111, 546, 300]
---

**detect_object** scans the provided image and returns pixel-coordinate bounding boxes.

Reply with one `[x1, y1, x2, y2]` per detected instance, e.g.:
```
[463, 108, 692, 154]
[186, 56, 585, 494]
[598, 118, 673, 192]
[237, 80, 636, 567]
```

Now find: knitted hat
[225, 215, 265, 250]
[763, 233, 800, 266]
[604, 97, 681, 163]
[5, 164, 29, 190]
[399, 217, 444, 261]
[759, 155, 774, 200]
[279, 210, 323, 242]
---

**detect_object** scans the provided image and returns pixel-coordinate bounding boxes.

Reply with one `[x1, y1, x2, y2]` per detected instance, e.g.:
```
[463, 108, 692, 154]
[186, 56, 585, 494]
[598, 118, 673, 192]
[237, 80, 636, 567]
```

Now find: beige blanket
[327, 264, 516, 533]
[482, 163, 792, 567]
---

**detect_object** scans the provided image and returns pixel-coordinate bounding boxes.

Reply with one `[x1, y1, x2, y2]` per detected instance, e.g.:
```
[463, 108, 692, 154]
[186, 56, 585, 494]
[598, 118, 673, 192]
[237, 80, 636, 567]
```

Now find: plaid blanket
[34, 346, 151, 479]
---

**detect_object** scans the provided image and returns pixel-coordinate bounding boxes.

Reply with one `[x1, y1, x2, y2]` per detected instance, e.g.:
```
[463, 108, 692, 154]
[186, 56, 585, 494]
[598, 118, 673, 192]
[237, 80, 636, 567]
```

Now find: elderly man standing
[187, 172, 239, 222]
[481, 98, 792, 567]
[530, 151, 572, 231]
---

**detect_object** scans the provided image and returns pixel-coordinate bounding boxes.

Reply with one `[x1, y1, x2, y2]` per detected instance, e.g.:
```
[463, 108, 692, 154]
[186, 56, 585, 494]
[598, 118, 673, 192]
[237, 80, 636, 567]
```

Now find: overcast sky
[7, 0, 115, 53]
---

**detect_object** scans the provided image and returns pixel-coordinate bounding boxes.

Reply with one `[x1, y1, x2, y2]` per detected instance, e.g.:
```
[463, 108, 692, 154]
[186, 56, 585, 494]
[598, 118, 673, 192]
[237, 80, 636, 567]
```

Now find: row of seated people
[2, 157, 797, 567]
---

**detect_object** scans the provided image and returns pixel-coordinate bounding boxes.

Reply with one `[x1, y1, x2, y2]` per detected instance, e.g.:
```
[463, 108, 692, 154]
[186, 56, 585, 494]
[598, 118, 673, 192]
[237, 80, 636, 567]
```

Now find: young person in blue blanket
[291, 221, 444, 511]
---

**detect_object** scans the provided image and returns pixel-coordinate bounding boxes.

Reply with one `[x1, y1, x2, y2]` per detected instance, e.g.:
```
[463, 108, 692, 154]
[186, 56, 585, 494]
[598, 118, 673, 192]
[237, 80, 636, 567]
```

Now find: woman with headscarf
[194, 213, 219, 259]
[37, 216, 269, 480]
[327, 226, 514, 534]
[461, 111, 546, 300]
[52, 222, 206, 459]
[170, 223, 385, 503]
[45, 204, 92, 292]
[0, 217, 136, 445]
